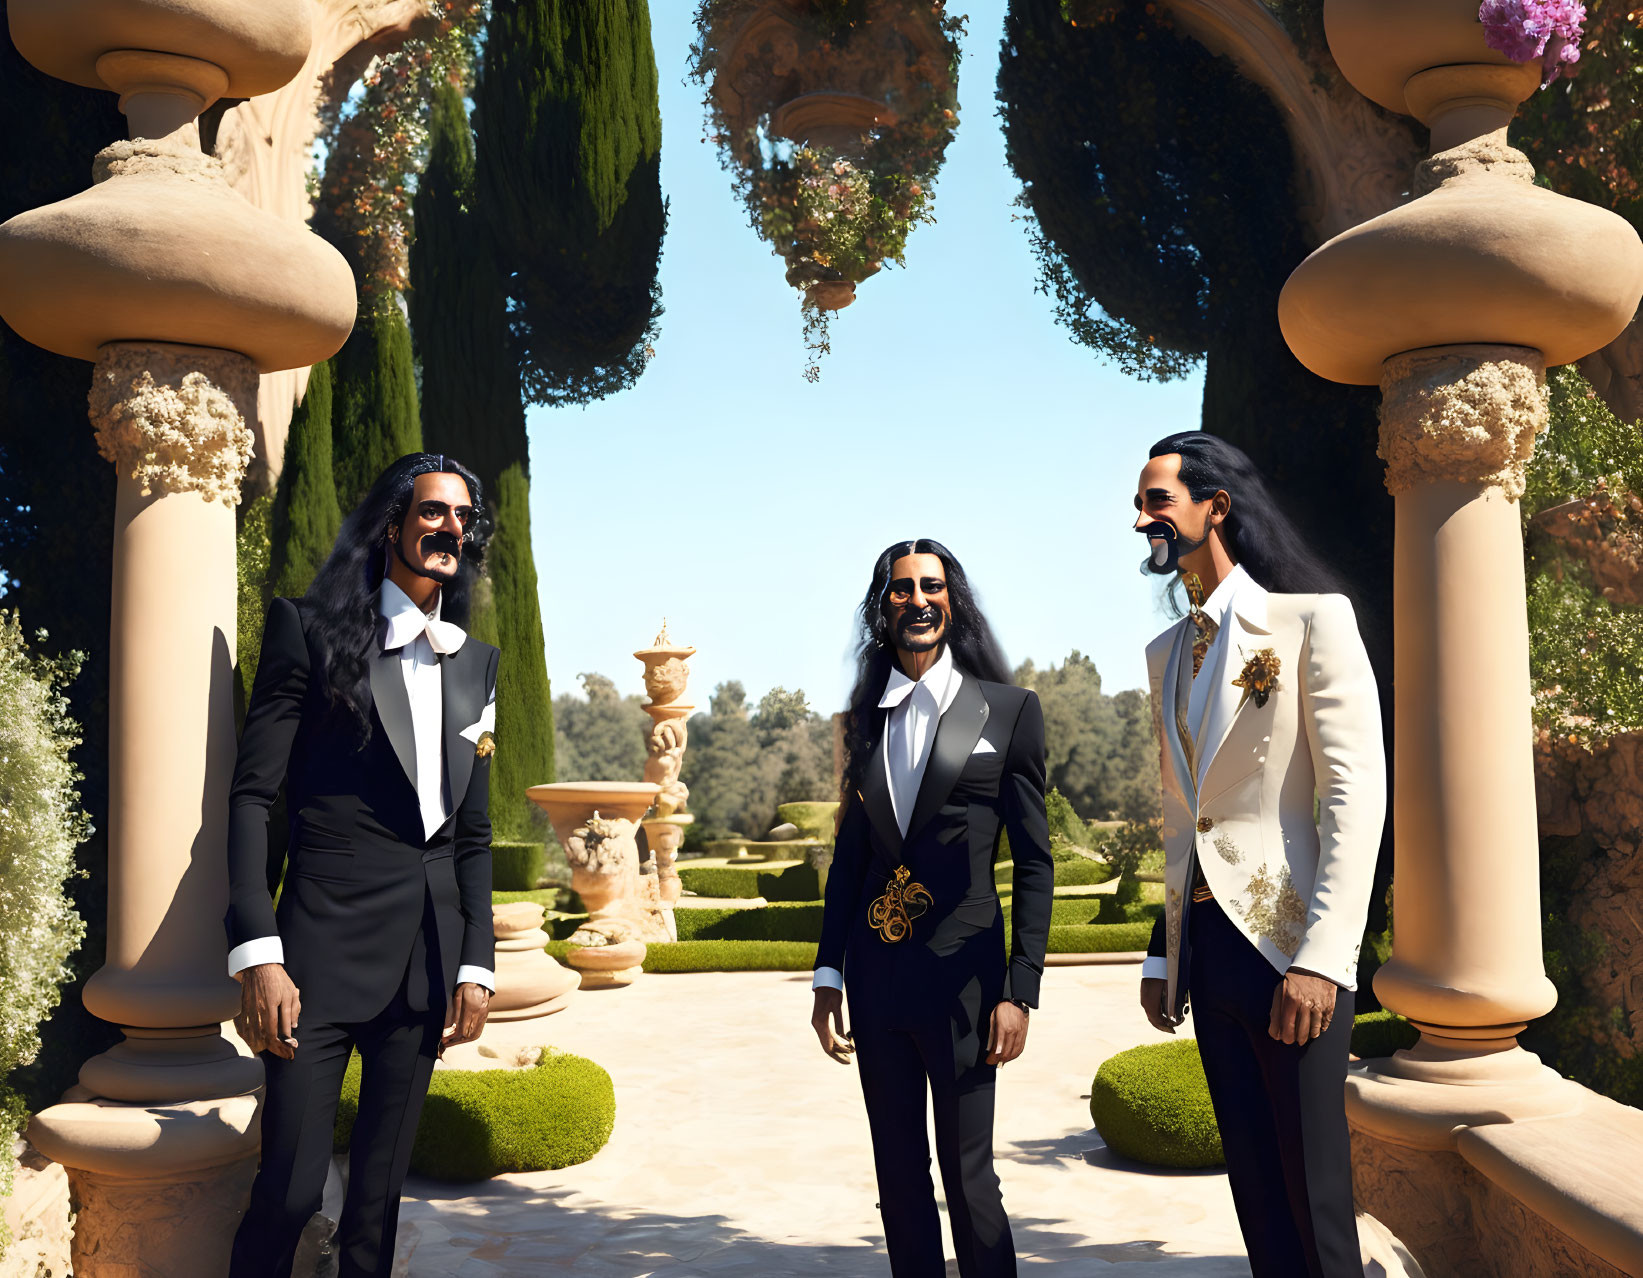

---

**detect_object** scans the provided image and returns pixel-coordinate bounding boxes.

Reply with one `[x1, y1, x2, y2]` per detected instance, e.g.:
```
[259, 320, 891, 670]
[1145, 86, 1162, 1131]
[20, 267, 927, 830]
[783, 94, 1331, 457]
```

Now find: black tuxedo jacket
[225, 595, 498, 1024]
[817, 673, 1054, 1073]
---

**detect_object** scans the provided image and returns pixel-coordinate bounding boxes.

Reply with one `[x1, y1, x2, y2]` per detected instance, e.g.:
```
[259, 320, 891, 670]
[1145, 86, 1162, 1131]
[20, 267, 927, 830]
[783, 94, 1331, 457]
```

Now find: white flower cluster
[0, 613, 91, 1195]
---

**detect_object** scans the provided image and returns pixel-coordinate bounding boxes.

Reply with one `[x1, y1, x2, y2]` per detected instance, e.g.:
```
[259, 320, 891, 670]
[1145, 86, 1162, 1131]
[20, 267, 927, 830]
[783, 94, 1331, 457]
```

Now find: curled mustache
[420, 530, 463, 560]
[897, 605, 942, 634]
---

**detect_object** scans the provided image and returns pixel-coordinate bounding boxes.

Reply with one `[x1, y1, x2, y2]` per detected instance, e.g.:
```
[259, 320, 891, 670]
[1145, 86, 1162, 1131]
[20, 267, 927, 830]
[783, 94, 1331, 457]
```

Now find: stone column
[635, 622, 697, 937]
[1277, 2, 1643, 1270]
[0, 4, 354, 1272]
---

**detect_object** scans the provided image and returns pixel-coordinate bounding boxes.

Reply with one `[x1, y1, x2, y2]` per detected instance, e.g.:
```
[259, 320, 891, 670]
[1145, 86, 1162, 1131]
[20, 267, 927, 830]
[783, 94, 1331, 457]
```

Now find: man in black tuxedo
[225, 453, 500, 1278]
[812, 538, 1054, 1278]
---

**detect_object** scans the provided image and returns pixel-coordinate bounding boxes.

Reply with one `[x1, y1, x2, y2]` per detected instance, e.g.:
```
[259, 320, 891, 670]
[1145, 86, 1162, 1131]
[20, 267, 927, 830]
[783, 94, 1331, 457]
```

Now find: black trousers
[229, 972, 443, 1278]
[1188, 897, 1359, 1278]
[854, 1024, 1016, 1278]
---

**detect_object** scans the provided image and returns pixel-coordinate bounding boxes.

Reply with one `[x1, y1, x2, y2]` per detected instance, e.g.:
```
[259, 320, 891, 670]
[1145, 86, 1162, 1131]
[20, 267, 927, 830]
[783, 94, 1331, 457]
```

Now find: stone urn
[526, 782, 670, 952]
[564, 940, 647, 991]
[487, 903, 579, 1022]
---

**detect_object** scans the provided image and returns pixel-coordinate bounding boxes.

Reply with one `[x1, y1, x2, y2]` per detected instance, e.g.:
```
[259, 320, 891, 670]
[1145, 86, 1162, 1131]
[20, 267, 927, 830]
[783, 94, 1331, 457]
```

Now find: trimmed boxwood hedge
[1350, 1009, 1419, 1058]
[491, 841, 546, 891]
[546, 938, 818, 971]
[1092, 1038, 1224, 1168]
[775, 801, 838, 840]
[1047, 922, 1152, 953]
[334, 1049, 614, 1179]
[675, 902, 824, 942]
[677, 862, 820, 901]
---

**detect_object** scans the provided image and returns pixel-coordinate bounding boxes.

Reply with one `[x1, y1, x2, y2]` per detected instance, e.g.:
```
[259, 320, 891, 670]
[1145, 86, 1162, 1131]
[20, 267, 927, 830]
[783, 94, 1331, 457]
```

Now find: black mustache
[898, 607, 942, 632]
[420, 530, 463, 559]
[1137, 520, 1177, 542]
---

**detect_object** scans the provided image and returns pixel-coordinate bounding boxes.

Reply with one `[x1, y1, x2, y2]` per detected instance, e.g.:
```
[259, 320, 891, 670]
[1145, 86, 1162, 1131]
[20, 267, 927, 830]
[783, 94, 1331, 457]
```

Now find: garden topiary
[1091, 1039, 1224, 1169]
[775, 801, 838, 841]
[490, 841, 546, 892]
[335, 1049, 614, 1180]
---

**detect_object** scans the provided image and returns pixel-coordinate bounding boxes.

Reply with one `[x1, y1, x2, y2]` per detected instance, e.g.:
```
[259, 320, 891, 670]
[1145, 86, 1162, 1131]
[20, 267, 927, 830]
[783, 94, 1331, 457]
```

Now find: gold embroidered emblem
[868, 866, 932, 943]
[1232, 647, 1282, 710]
[1196, 816, 1214, 833]
[1165, 885, 1183, 961]
[1231, 862, 1307, 956]
[475, 731, 496, 758]
[1212, 833, 1243, 866]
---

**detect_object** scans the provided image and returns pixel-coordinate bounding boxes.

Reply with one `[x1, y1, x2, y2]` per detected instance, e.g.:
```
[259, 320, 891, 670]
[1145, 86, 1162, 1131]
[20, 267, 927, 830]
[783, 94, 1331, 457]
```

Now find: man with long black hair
[1133, 432, 1385, 1277]
[225, 453, 500, 1278]
[812, 538, 1053, 1278]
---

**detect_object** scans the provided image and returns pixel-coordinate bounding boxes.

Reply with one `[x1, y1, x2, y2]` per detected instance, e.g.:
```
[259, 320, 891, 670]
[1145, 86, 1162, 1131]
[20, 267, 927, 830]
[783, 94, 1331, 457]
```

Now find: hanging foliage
[312, 0, 486, 302]
[691, 0, 965, 378]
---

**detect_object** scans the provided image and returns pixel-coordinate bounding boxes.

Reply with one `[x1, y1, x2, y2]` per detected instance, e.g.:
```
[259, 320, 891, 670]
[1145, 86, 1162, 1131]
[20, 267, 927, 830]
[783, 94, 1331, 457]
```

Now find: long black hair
[1149, 431, 1346, 609]
[301, 452, 491, 736]
[840, 538, 1011, 804]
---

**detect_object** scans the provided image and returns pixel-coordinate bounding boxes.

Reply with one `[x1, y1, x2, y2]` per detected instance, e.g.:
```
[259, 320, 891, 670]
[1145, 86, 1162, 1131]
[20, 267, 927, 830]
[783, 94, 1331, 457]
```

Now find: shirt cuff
[456, 965, 495, 993]
[228, 935, 285, 978]
[812, 966, 844, 992]
[1141, 955, 1168, 982]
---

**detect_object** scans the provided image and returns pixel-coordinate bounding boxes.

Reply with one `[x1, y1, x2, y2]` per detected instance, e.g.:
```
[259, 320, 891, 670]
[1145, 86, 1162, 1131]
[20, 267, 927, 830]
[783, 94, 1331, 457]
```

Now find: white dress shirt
[814, 646, 963, 993]
[227, 578, 494, 993]
[1143, 563, 1251, 984]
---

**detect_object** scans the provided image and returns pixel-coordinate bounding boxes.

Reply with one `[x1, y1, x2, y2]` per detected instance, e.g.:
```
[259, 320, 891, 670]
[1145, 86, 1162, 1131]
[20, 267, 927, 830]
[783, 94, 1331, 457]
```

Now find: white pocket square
[971, 739, 997, 756]
[459, 701, 496, 744]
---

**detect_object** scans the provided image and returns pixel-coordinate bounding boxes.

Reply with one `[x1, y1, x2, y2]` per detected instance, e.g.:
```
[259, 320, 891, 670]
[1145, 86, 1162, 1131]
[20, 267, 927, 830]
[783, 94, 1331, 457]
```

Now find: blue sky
[526, 0, 1205, 712]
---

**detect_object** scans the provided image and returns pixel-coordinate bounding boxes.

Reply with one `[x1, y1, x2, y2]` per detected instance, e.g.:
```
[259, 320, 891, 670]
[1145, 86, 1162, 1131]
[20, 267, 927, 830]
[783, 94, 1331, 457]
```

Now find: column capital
[89, 342, 257, 506]
[1378, 344, 1548, 500]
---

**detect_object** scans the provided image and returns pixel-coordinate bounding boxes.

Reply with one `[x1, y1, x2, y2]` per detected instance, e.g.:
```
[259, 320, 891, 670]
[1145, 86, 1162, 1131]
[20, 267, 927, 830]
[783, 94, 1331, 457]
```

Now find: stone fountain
[526, 781, 666, 989]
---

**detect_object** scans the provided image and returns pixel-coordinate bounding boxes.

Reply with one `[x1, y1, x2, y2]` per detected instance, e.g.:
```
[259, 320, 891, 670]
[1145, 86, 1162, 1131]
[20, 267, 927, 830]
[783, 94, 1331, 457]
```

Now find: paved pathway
[389, 965, 1249, 1276]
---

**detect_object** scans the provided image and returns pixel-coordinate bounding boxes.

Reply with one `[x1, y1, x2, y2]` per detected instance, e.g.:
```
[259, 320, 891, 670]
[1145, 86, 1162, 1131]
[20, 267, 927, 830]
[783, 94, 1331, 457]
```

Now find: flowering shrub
[1479, 0, 1587, 86]
[0, 615, 90, 1236]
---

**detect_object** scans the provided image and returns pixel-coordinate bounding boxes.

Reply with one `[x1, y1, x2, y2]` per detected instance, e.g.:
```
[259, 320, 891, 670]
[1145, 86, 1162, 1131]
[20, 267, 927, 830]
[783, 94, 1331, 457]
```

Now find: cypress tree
[269, 358, 343, 599]
[474, 0, 667, 408]
[411, 79, 557, 839]
[331, 306, 423, 514]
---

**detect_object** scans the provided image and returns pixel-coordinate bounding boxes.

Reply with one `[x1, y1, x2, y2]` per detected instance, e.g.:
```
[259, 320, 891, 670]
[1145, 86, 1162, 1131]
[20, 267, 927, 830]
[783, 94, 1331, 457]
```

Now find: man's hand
[236, 963, 302, 1060]
[1140, 977, 1176, 1034]
[986, 1001, 1029, 1066]
[1269, 970, 1339, 1045]
[441, 982, 490, 1056]
[811, 988, 854, 1064]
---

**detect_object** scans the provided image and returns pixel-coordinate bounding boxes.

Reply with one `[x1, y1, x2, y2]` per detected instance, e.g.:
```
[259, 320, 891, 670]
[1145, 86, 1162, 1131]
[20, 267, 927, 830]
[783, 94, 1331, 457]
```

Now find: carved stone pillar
[1277, 3, 1643, 1272]
[0, 3, 354, 1272]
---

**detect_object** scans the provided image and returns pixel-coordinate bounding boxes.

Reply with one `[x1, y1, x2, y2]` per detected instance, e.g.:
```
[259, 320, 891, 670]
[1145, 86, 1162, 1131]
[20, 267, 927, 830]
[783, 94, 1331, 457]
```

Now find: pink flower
[1479, 0, 1586, 86]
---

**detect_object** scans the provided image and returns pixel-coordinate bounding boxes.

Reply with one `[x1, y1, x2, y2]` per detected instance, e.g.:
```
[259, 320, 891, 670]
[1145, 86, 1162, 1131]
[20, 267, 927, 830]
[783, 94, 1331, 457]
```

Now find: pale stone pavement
[390, 965, 1249, 1277]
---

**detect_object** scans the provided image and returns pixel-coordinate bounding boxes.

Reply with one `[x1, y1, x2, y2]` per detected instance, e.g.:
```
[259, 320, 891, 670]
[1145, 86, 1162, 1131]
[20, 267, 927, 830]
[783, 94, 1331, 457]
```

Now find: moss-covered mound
[1091, 1039, 1225, 1169]
[1350, 1009, 1419, 1059]
[776, 801, 839, 840]
[335, 1050, 615, 1179]
[491, 841, 546, 892]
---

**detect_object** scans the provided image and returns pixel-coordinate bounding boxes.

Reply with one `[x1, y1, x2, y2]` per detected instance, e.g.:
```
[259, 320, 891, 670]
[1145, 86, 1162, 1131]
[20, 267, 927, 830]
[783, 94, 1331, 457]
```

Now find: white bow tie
[381, 611, 467, 656]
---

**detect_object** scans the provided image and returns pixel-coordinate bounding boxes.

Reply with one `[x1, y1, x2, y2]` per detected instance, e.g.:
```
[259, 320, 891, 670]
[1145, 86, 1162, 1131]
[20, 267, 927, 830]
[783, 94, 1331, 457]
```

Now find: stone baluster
[0, 3, 354, 1272]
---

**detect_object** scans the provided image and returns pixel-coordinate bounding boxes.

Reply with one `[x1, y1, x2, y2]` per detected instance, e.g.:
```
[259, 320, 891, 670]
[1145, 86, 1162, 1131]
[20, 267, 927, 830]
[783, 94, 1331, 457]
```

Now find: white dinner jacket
[1144, 579, 1385, 1012]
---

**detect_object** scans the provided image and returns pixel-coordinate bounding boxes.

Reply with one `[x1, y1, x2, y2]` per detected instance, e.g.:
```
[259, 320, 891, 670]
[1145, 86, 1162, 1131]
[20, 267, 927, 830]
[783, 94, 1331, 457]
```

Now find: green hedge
[677, 862, 820, 901]
[1350, 1009, 1419, 1059]
[334, 1050, 614, 1180]
[1046, 922, 1152, 953]
[675, 902, 824, 942]
[1091, 1039, 1225, 1169]
[546, 938, 818, 972]
[491, 841, 546, 892]
[493, 887, 566, 911]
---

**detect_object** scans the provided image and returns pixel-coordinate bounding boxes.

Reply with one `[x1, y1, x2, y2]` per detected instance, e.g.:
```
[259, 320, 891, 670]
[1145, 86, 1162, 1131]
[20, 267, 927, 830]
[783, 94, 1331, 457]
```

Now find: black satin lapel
[906, 677, 989, 842]
[860, 726, 901, 854]
[443, 645, 477, 809]
[369, 646, 418, 792]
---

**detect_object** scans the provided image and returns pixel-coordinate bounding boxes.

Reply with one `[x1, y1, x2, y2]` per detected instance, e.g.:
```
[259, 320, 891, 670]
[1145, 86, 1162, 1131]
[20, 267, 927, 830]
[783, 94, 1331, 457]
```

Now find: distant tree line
[552, 651, 1161, 841]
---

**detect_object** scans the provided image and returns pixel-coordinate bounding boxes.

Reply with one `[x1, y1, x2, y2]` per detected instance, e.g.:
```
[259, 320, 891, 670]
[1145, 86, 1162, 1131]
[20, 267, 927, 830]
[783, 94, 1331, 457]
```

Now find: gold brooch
[475, 731, 496, 759]
[868, 865, 931, 943]
[1231, 648, 1281, 710]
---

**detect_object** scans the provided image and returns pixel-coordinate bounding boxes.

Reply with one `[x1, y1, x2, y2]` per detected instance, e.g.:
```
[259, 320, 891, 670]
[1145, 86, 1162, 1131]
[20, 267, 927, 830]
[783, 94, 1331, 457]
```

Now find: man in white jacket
[1133, 431, 1385, 1278]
